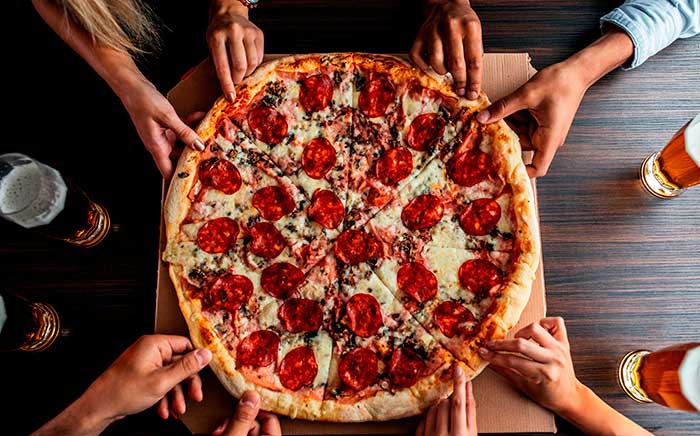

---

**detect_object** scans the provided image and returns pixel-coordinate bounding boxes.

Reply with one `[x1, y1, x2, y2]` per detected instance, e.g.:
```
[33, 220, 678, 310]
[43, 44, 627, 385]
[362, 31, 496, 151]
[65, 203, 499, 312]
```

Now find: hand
[212, 391, 282, 436]
[410, 0, 483, 99]
[478, 317, 585, 414]
[416, 365, 477, 436]
[80, 335, 212, 423]
[119, 77, 205, 178]
[476, 61, 588, 177]
[207, 1, 264, 102]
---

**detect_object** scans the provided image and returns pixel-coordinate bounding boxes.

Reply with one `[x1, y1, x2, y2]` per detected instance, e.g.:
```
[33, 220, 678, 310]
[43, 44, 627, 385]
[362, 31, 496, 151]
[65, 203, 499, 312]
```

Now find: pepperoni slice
[198, 158, 242, 195]
[459, 198, 501, 236]
[252, 186, 295, 221]
[278, 298, 323, 333]
[458, 259, 503, 296]
[338, 347, 378, 391]
[302, 138, 336, 179]
[299, 74, 334, 113]
[388, 347, 427, 389]
[397, 262, 438, 304]
[401, 194, 444, 231]
[406, 113, 446, 151]
[279, 346, 318, 391]
[196, 217, 239, 254]
[248, 106, 288, 145]
[334, 229, 380, 265]
[376, 147, 412, 186]
[308, 189, 344, 230]
[261, 262, 305, 299]
[205, 273, 253, 312]
[432, 301, 476, 338]
[448, 150, 494, 187]
[249, 222, 286, 259]
[237, 330, 279, 367]
[345, 293, 383, 338]
[358, 76, 395, 118]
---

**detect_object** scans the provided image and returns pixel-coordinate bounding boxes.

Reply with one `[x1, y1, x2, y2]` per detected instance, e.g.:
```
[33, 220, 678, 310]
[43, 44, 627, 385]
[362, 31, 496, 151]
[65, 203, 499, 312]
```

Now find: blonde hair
[55, 0, 161, 54]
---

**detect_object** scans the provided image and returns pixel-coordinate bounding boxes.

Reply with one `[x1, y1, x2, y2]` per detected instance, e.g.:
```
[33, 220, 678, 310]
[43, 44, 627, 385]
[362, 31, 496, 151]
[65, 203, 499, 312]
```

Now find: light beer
[0, 292, 60, 352]
[618, 343, 700, 412]
[640, 114, 700, 198]
[0, 153, 110, 247]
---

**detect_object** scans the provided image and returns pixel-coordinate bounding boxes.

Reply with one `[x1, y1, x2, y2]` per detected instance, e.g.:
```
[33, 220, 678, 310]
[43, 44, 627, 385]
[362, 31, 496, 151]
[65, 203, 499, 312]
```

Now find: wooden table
[3, 1, 698, 435]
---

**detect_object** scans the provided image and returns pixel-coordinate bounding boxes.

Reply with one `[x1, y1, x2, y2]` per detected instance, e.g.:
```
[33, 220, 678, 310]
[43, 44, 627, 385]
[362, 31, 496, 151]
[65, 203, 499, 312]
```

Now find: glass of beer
[640, 113, 700, 198]
[0, 153, 110, 247]
[618, 343, 700, 412]
[0, 292, 60, 352]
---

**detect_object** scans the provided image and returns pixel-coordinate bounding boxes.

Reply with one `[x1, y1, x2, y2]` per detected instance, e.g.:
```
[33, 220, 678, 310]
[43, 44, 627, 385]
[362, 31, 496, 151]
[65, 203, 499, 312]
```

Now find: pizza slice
[215, 54, 354, 236]
[320, 260, 462, 421]
[343, 54, 478, 228]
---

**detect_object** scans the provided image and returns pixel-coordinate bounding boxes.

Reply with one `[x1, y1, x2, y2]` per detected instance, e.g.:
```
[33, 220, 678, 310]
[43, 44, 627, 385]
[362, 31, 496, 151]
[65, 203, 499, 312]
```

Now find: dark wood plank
[2, 1, 698, 435]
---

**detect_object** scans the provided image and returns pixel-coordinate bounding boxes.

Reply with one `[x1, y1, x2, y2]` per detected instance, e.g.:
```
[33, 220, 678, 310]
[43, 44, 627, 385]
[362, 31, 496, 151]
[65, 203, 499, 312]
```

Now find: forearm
[210, 0, 249, 20]
[31, 394, 114, 436]
[563, 28, 634, 90]
[31, 0, 147, 102]
[558, 382, 653, 436]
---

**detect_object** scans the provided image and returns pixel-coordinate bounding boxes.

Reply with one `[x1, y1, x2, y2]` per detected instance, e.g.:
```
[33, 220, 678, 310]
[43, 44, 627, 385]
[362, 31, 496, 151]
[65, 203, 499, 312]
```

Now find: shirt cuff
[600, 10, 648, 70]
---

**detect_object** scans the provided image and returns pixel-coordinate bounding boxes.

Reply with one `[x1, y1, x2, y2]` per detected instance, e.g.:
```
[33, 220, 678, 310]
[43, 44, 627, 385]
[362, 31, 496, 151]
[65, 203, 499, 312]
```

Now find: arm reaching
[481, 317, 653, 436]
[31, 0, 204, 178]
[31, 335, 212, 436]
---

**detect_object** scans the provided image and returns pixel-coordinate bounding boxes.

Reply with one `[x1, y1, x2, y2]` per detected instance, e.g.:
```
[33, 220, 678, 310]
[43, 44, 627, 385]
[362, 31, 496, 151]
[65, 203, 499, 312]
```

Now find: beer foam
[686, 113, 700, 167]
[680, 346, 700, 411]
[0, 157, 66, 228]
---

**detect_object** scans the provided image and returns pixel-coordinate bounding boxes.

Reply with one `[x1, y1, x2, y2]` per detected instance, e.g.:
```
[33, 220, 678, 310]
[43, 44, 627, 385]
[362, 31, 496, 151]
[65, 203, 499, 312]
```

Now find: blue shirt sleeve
[600, 0, 700, 69]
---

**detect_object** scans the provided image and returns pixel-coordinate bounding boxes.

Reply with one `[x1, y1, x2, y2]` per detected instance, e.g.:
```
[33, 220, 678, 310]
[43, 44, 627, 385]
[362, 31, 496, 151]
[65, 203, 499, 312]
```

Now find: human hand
[207, 1, 264, 102]
[478, 317, 585, 415]
[212, 391, 282, 436]
[79, 335, 212, 424]
[476, 61, 588, 177]
[119, 77, 205, 178]
[416, 365, 477, 436]
[410, 0, 483, 99]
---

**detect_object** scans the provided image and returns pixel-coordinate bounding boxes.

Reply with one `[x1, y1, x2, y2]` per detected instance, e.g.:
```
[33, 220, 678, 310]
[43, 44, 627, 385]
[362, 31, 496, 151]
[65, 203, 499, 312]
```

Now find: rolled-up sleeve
[600, 0, 700, 69]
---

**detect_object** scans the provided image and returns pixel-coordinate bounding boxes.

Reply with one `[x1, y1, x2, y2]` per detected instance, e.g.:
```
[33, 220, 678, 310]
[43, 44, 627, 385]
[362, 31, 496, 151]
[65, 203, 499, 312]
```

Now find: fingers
[425, 403, 438, 435]
[255, 33, 264, 67]
[187, 372, 204, 403]
[171, 383, 186, 415]
[539, 317, 569, 344]
[152, 146, 174, 179]
[243, 38, 259, 76]
[527, 126, 561, 178]
[465, 381, 477, 432]
[161, 109, 205, 152]
[444, 28, 467, 96]
[183, 111, 206, 127]
[212, 418, 230, 436]
[409, 38, 430, 72]
[487, 338, 553, 363]
[157, 396, 170, 420]
[428, 31, 447, 75]
[478, 347, 542, 379]
[477, 86, 530, 124]
[210, 35, 236, 102]
[415, 419, 425, 436]
[463, 24, 483, 100]
[229, 37, 247, 84]
[435, 400, 449, 436]
[222, 391, 262, 436]
[158, 348, 212, 392]
[450, 365, 467, 436]
[258, 411, 282, 436]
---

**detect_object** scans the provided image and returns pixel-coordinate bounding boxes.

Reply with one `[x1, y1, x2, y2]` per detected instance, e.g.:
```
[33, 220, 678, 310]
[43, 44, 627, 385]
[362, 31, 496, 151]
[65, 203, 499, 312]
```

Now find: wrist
[553, 379, 589, 418]
[565, 28, 634, 90]
[210, 0, 249, 20]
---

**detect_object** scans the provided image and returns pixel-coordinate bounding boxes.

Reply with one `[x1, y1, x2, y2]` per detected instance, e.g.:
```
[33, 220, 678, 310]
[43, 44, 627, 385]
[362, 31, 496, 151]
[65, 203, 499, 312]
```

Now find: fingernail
[467, 91, 479, 100]
[214, 419, 228, 432]
[457, 87, 466, 96]
[195, 348, 211, 365]
[240, 391, 260, 407]
[226, 92, 236, 102]
[487, 340, 496, 348]
[476, 110, 490, 123]
[192, 139, 205, 151]
[478, 348, 491, 357]
[455, 365, 464, 378]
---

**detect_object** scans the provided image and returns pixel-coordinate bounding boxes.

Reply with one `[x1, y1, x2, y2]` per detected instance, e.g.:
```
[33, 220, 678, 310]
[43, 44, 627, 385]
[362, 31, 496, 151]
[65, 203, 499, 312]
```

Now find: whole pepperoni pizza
[163, 53, 539, 422]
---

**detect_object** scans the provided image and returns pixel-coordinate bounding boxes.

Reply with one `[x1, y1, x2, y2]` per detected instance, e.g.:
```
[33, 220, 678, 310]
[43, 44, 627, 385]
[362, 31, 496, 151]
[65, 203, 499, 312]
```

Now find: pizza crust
[163, 53, 539, 422]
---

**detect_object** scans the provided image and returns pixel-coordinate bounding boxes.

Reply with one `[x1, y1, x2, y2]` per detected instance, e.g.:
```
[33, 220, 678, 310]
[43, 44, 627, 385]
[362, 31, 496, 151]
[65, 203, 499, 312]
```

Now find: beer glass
[618, 343, 700, 412]
[0, 153, 110, 247]
[0, 292, 60, 352]
[640, 113, 700, 198]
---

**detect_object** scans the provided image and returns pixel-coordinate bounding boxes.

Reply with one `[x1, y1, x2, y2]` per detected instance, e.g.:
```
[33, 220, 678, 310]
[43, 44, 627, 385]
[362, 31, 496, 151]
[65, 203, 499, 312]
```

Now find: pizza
[163, 53, 539, 422]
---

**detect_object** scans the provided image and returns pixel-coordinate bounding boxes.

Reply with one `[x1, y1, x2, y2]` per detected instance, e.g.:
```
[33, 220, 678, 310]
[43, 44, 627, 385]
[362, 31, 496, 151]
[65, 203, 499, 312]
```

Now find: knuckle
[467, 56, 482, 72]
[451, 395, 464, 411]
[514, 338, 529, 353]
[235, 406, 258, 423]
[465, 18, 481, 33]
[180, 355, 198, 373]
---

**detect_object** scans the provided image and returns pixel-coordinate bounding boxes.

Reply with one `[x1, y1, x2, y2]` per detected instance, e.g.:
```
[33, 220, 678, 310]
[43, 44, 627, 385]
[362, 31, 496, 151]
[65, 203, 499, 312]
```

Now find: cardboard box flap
[157, 53, 555, 435]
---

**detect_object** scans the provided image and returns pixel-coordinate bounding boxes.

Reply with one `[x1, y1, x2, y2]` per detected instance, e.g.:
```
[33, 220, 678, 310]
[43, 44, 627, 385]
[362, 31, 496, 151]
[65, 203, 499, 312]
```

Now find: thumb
[164, 111, 206, 151]
[159, 348, 212, 391]
[476, 86, 530, 124]
[223, 391, 262, 436]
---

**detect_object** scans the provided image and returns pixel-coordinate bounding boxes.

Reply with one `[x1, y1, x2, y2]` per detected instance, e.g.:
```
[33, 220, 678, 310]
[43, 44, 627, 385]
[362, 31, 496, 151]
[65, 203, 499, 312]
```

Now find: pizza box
[155, 53, 555, 435]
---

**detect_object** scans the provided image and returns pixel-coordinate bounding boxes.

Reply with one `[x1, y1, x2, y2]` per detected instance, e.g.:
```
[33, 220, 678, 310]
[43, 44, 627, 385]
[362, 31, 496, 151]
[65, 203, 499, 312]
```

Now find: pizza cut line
[163, 53, 539, 422]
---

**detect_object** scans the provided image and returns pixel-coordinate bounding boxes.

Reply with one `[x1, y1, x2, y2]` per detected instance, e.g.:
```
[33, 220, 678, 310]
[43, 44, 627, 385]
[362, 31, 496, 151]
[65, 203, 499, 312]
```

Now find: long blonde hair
[55, 0, 161, 54]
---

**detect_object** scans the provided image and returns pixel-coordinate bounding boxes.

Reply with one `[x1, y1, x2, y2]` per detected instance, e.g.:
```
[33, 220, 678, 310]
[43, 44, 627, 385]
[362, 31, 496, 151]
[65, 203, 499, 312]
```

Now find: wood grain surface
[2, 1, 699, 436]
